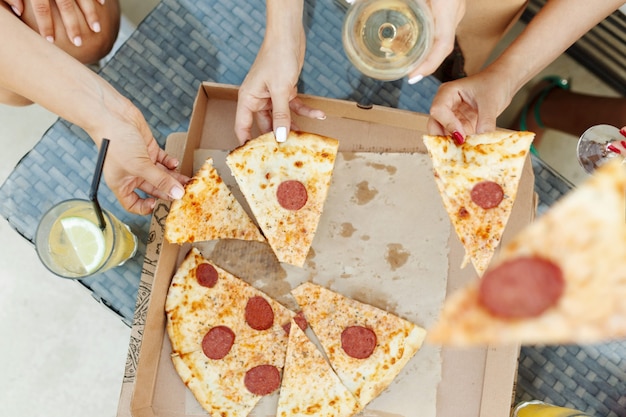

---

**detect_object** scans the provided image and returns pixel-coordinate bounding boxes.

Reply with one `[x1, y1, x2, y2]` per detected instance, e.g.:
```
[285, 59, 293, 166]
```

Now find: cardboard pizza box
[117, 82, 536, 417]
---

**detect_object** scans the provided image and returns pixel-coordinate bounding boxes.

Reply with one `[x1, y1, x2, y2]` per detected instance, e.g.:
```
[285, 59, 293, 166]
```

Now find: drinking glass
[513, 400, 591, 417]
[342, 0, 434, 81]
[576, 124, 624, 174]
[35, 199, 138, 278]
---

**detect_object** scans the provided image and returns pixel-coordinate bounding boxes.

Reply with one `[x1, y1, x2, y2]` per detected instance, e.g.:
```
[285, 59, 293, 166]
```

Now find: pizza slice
[428, 159, 626, 346]
[423, 130, 534, 276]
[171, 331, 286, 417]
[165, 248, 294, 355]
[276, 318, 360, 417]
[164, 157, 265, 244]
[291, 282, 426, 409]
[226, 131, 339, 267]
[166, 248, 296, 415]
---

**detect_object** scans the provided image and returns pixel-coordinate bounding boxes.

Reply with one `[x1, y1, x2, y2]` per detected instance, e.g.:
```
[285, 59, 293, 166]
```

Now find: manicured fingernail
[607, 144, 621, 154]
[275, 126, 287, 143]
[452, 131, 465, 145]
[408, 74, 423, 85]
[316, 114, 327, 121]
[92, 22, 101, 33]
[98, 0, 106, 4]
[46, 36, 55, 43]
[170, 186, 184, 200]
[11, 5, 21, 16]
[620, 127, 626, 138]
[621, 140, 626, 149]
[73, 36, 82, 47]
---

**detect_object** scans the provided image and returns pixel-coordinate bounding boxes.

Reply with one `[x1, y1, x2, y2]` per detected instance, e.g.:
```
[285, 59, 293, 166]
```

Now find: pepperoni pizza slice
[165, 248, 295, 415]
[276, 318, 360, 417]
[291, 282, 427, 410]
[428, 159, 626, 346]
[423, 130, 534, 276]
[226, 131, 339, 267]
[164, 157, 265, 244]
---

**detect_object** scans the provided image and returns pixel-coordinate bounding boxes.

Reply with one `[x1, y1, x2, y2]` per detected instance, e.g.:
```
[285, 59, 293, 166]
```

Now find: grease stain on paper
[354, 180, 378, 205]
[367, 161, 398, 176]
[340, 222, 356, 238]
[386, 243, 410, 271]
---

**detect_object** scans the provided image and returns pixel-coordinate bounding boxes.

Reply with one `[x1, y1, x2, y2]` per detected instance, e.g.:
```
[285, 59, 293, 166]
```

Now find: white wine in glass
[576, 124, 624, 174]
[342, 0, 433, 81]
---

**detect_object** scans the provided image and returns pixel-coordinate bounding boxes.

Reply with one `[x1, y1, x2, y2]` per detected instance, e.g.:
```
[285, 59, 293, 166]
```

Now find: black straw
[89, 139, 110, 230]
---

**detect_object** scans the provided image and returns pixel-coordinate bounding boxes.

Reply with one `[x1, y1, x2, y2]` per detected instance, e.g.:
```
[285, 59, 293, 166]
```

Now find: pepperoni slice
[478, 257, 565, 318]
[341, 325, 377, 359]
[471, 181, 504, 209]
[244, 364, 281, 396]
[196, 263, 218, 288]
[282, 311, 308, 335]
[245, 296, 274, 331]
[276, 180, 307, 210]
[201, 326, 235, 360]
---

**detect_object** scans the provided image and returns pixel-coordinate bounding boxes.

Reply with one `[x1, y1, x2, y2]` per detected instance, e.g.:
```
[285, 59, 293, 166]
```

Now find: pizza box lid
[117, 81, 536, 417]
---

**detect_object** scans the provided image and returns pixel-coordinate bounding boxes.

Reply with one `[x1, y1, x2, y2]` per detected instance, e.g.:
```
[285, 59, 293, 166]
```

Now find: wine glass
[341, 0, 434, 81]
[576, 124, 624, 174]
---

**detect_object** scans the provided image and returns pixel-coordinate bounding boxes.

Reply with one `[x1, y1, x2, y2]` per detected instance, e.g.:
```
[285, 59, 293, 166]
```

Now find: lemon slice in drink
[60, 217, 107, 274]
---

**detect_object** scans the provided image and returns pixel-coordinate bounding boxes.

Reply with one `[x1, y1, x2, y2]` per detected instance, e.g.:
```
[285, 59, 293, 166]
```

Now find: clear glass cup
[577, 124, 625, 174]
[35, 199, 138, 278]
[512, 400, 591, 417]
[342, 0, 434, 81]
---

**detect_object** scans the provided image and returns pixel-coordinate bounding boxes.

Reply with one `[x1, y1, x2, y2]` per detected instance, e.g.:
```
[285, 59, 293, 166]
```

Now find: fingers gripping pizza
[164, 158, 265, 244]
[428, 160, 626, 346]
[165, 248, 295, 416]
[226, 131, 339, 267]
[291, 282, 427, 410]
[423, 130, 534, 276]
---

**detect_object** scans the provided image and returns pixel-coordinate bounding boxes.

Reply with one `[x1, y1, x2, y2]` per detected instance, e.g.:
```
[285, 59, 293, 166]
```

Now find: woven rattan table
[1, 0, 623, 415]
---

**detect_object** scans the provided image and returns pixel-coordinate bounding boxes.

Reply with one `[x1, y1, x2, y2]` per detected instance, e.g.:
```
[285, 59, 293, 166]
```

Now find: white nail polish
[11, 5, 21, 16]
[92, 22, 101, 33]
[170, 186, 184, 200]
[46, 36, 55, 43]
[408, 74, 424, 85]
[73, 36, 83, 47]
[275, 126, 287, 143]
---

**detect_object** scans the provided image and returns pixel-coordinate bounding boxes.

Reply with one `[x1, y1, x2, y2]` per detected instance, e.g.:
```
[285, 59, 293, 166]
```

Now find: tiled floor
[0, 3, 621, 417]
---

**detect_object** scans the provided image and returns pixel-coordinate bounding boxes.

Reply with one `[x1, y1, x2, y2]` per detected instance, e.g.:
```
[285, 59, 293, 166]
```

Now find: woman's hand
[5, 0, 104, 45]
[406, 0, 466, 83]
[427, 68, 514, 137]
[93, 101, 189, 215]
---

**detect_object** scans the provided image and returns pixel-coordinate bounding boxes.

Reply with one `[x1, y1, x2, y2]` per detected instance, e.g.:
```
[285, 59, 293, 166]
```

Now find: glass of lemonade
[342, 0, 434, 81]
[35, 199, 138, 279]
[513, 401, 591, 417]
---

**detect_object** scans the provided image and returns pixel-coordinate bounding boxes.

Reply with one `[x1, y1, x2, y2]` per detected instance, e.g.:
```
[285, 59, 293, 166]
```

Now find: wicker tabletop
[1, 0, 623, 415]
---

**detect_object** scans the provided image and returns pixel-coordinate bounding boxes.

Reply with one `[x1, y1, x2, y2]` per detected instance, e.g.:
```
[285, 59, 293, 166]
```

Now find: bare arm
[0, 7, 188, 214]
[428, 0, 625, 136]
[234, 0, 325, 144]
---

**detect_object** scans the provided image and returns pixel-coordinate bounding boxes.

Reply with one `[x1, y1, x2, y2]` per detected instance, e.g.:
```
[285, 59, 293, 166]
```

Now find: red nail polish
[620, 127, 626, 138]
[621, 140, 626, 149]
[607, 144, 621, 154]
[452, 131, 464, 145]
